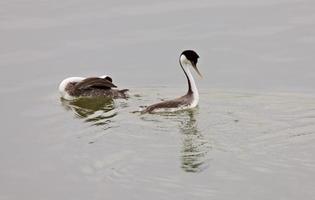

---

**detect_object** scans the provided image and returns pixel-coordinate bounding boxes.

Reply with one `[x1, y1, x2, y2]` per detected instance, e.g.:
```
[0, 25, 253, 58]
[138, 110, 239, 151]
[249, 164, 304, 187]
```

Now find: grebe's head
[180, 50, 202, 77]
[99, 75, 112, 82]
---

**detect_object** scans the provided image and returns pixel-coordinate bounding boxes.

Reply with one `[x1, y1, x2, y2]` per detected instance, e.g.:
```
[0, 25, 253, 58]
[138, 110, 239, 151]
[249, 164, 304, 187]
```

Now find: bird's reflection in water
[179, 110, 210, 173]
[60, 97, 117, 126]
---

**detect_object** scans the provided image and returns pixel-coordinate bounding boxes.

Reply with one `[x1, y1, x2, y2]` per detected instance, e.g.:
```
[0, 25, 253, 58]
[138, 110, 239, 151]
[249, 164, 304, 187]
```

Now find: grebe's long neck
[179, 57, 199, 105]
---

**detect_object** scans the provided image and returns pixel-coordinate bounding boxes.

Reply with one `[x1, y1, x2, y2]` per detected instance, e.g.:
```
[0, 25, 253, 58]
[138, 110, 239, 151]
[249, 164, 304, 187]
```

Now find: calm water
[1, 0, 315, 199]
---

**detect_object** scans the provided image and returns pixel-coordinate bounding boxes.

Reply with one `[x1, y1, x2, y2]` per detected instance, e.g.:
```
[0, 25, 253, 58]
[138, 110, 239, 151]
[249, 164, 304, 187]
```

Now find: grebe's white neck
[180, 55, 199, 107]
[58, 77, 84, 100]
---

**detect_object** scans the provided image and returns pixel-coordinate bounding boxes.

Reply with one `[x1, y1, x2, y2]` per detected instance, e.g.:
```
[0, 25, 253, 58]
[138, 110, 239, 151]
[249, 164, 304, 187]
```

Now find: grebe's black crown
[104, 76, 112, 82]
[181, 50, 200, 65]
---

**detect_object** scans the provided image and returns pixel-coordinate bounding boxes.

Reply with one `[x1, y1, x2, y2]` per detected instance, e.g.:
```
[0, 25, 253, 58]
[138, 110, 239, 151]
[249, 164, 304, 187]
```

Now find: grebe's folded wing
[74, 77, 117, 90]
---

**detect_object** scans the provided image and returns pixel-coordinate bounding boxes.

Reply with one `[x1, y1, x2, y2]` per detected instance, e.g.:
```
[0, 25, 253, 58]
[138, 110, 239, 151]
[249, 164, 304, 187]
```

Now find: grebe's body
[142, 50, 201, 113]
[59, 75, 128, 100]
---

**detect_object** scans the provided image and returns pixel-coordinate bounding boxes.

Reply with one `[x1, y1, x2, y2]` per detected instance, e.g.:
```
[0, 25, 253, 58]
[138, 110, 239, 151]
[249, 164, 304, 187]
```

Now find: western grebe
[59, 75, 128, 100]
[142, 50, 201, 113]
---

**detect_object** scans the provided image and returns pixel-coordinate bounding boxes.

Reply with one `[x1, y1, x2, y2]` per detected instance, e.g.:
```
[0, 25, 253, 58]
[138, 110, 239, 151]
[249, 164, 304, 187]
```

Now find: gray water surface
[1, 0, 315, 199]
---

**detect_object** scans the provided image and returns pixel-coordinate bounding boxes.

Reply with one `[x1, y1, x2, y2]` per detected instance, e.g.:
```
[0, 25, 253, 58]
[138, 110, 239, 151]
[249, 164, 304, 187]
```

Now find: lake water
[1, 0, 315, 199]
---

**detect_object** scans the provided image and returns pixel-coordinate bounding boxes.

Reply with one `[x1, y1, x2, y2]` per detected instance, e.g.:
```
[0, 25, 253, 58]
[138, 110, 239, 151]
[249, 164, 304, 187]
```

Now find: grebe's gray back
[142, 50, 202, 113]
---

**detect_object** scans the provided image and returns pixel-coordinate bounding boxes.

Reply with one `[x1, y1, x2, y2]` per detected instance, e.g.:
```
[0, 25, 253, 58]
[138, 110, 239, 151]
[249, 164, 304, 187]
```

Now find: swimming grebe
[59, 75, 128, 100]
[142, 50, 201, 113]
